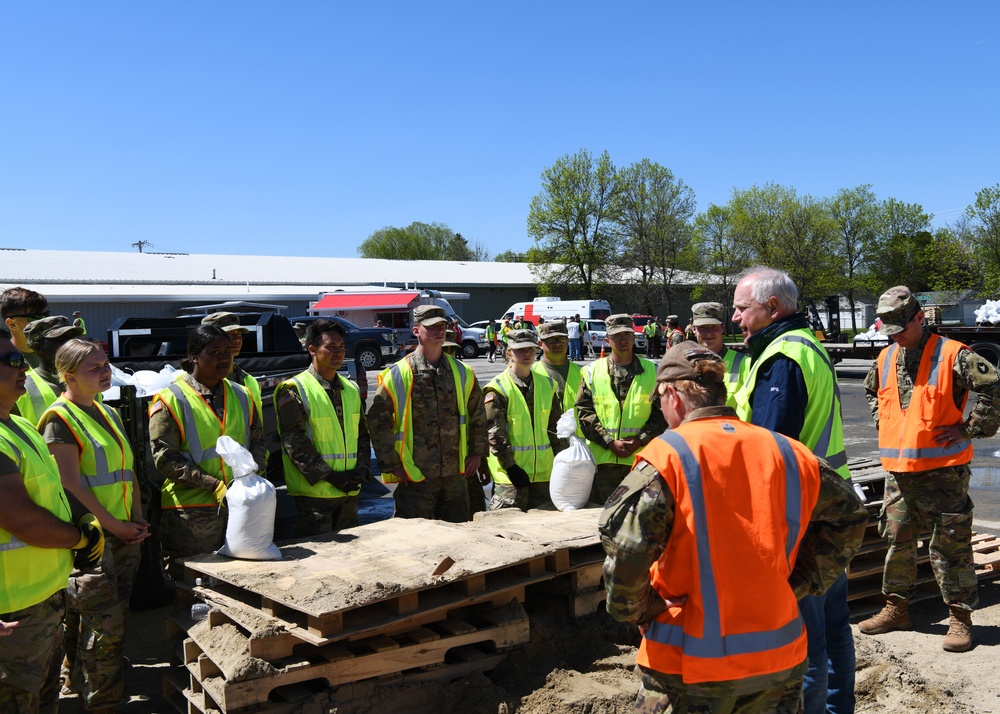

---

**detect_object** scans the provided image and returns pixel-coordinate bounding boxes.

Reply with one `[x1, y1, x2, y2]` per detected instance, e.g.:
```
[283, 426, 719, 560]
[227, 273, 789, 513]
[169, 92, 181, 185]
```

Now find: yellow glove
[213, 480, 228, 504]
[73, 513, 105, 571]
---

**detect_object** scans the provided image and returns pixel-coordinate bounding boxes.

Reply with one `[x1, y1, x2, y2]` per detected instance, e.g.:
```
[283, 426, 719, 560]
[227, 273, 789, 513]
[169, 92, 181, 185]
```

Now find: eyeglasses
[5, 312, 49, 322]
[0, 351, 26, 369]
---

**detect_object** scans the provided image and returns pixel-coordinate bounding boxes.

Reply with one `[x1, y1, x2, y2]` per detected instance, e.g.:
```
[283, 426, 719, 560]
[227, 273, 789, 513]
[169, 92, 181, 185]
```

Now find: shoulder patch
[978, 361, 989, 375]
[148, 400, 163, 417]
[484, 392, 495, 403]
[721, 421, 737, 433]
[604, 483, 629, 508]
[277, 389, 297, 407]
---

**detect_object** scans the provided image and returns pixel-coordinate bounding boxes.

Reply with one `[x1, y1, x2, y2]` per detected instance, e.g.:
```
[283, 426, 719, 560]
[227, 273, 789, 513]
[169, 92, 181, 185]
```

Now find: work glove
[506, 465, 531, 489]
[326, 468, 365, 492]
[213, 480, 228, 504]
[73, 513, 105, 571]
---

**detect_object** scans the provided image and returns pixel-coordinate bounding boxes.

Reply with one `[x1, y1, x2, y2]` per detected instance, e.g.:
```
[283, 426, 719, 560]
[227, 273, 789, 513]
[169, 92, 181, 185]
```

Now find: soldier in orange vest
[860, 286, 1000, 652]
[600, 342, 867, 712]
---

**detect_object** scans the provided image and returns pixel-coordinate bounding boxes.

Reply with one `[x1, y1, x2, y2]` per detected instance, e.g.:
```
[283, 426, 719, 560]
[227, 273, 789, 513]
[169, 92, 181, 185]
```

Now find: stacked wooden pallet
[164, 508, 604, 714]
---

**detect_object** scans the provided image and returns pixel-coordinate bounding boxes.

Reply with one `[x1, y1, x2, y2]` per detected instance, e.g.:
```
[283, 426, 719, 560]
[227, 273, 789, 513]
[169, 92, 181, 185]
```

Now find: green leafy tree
[693, 203, 751, 312]
[615, 159, 698, 314]
[527, 149, 619, 299]
[829, 185, 879, 332]
[861, 199, 932, 294]
[926, 226, 984, 293]
[357, 222, 475, 261]
[727, 183, 795, 267]
[966, 183, 1000, 293]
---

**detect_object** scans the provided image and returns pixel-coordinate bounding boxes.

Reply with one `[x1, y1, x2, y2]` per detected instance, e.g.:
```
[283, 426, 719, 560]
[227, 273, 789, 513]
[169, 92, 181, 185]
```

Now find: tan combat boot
[858, 595, 913, 635]
[942, 606, 973, 652]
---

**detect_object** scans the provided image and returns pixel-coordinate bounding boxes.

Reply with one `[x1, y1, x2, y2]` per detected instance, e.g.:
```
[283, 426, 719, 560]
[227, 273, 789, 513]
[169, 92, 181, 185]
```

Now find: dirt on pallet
[59, 579, 1000, 714]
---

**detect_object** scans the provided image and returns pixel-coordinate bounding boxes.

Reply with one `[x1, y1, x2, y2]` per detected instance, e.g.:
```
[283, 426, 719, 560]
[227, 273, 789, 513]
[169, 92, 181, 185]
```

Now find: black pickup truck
[289, 315, 399, 370]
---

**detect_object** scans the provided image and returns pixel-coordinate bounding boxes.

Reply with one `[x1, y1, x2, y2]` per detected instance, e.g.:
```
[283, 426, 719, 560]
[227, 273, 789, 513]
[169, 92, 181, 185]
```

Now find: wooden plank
[453, 573, 486, 596]
[545, 549, 572, 573]
[386, 592, 420, 614]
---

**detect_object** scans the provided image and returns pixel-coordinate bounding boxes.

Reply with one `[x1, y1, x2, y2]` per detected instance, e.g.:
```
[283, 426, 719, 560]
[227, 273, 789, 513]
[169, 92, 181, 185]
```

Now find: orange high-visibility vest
[636, 417, 821, 684]
[876, 334, 972, 472]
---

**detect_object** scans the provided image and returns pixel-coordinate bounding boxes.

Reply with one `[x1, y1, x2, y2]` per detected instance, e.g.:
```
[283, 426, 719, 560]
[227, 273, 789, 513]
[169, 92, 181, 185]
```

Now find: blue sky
[2, 2, 997, 259]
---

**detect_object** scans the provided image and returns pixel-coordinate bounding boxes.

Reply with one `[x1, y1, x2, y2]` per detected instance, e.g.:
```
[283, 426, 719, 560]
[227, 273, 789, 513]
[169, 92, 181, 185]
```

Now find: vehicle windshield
[335, 316, 360, 329]
[450, 314, 470, 328]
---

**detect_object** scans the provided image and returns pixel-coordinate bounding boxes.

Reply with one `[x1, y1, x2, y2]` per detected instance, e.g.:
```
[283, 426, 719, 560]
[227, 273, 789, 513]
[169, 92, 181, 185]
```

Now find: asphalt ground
[366, 352, 1000, 536]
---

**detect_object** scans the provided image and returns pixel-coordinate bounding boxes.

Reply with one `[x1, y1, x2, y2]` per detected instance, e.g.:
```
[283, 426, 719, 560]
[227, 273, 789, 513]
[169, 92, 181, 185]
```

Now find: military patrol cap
[876, 286, 921, 336]
[605, 314, 635, 336]
[506, 329, 537, 350]
[413, 304, 448, 326]
[444, 329, 459, 347]
[691, 302, 725, 326]
[656, 341, 724, 384]
[293, 322, 306, 330]
[538, 321, 568, 340]
[24, 315, 85, 348]
[201, 312, 248, 333]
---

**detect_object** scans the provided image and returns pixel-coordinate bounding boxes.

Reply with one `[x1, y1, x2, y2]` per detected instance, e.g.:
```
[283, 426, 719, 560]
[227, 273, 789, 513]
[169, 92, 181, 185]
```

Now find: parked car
[583, 319, 607, 357]
[290, 315, 399, 370]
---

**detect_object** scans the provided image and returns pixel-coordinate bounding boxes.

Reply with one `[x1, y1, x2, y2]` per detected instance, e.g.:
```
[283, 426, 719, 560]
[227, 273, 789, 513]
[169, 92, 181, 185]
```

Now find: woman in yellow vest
[484, 329, 564, 511]
[148, 325, 267, 579]
[39, 338, 150, 711]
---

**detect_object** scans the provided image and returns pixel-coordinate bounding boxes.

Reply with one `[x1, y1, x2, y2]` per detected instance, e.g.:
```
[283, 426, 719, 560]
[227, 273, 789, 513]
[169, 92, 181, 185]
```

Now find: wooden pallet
[176, 600, 529, 712]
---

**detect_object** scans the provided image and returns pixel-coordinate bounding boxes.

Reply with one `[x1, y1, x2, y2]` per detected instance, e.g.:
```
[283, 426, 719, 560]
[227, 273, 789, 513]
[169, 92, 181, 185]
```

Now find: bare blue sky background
[2, 2, 997, 258]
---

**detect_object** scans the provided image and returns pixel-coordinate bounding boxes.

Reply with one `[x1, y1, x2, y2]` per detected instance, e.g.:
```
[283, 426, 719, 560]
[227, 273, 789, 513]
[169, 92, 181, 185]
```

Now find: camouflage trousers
[392, 473, 469, 523]
[590, 463, 632, 507]
[881, 466, 978, 609]
[62, 536, 140, 709]
[159, 506, 227, 581]
[294, 495, 358, 537]
[490, 481, 555, 512]
[635, 663, 805, 713]
[0, 589, 65, 714]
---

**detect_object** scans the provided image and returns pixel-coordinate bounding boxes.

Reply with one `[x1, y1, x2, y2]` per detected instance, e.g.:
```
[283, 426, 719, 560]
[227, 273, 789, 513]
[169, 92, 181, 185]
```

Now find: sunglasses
[5, 311, 50, 321]
[0, 351, 26, 369]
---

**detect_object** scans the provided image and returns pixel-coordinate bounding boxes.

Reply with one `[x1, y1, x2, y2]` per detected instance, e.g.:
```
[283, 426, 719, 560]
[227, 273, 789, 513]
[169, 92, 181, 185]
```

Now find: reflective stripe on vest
[486, 370, 556, 484]
[15, 370, 59, 426]
[243, 372, 263, 422]
[877, 334, 972, 470]
[280, 371, 361, 499]
[636, 422, 819, 682]
[584, 357, 656, 465]
[0, 416, 74, 612]
[379, 354, 472, 483]
[155, 378, 251, 509]
[44, 398, 134, 521]
[737, 330, 849, 478]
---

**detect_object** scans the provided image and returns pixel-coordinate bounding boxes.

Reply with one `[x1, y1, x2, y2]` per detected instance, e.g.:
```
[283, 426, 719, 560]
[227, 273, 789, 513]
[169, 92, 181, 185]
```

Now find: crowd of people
[2, 266, 999, 713]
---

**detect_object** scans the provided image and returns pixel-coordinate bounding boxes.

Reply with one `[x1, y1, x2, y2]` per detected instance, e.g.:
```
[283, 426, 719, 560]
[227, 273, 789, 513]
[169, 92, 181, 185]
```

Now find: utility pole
[132, 240, 151, 253]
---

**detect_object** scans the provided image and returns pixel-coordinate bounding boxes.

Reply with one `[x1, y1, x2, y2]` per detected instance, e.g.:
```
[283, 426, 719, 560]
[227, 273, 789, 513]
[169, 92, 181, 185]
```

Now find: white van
[501, 298, 612, 325]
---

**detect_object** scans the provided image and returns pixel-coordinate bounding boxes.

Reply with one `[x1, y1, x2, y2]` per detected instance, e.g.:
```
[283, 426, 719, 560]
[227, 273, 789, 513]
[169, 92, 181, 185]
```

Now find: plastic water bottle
[191, 578, 210, 621]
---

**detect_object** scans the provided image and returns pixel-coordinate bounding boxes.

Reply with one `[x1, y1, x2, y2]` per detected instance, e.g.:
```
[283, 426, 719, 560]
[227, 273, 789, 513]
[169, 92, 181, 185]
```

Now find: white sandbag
[550, 409, 596, 511]
[215, 436, 281, 561]
[109, 363, 182, 397]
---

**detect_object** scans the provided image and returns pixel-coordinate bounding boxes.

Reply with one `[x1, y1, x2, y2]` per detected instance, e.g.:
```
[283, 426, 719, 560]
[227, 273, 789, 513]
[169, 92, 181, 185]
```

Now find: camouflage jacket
[149, 372, 267, 492]
[367, 350, 488, 478]
[599, 406, 868, 627]
[484, 369, 565, 470]
[863, 328, 1000, 438]
[274, 364, 371, 486]
[575, 354, 667, 448]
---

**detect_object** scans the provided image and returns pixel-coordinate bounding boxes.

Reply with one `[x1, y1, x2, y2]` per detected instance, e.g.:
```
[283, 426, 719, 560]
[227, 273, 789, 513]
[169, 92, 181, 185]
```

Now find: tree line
[356, 150, 1000, 332]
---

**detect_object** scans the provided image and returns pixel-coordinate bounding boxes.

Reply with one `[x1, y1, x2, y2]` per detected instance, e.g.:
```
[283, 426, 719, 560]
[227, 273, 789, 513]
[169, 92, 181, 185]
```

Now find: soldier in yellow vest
[690, 302, 747, 408]
[576, 314, 666, 505]
[485, 329, 564, 511]
[274, 319, 370, 537]
[201, 312, 263, 419]
[0, 327, 104, 714]
[533, 321, 583, 438]
[1, 286, 49, 370]
[148, 325, 267, 579]
[39, 339, 150, 713]
[12, 316, 85, 425]
[368, 305, 487, 523]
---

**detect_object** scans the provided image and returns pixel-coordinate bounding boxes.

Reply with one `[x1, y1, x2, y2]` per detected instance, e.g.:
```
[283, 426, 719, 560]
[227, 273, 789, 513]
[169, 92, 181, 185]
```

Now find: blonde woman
[39, 338, 149, 713]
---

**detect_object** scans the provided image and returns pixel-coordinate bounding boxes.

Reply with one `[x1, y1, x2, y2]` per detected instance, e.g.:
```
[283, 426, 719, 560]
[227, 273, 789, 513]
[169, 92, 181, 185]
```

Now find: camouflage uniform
[0, 590, 65, 714]
[864, 327, 1000, 608]
[368, 350, 487, 523]
[485, 369, 564, 511]
[600, 406, 868, 713]
[149, 373, 266, 578]
[575, 355, 667, 505]
[273, 364, 370, 537]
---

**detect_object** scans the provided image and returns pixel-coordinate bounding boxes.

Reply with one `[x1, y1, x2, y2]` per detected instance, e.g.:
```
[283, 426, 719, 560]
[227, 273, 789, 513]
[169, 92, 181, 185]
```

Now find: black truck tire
[356, 344, 381, 370]
[970, 342, 1000, 368]
[462, 340, 479, 359]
